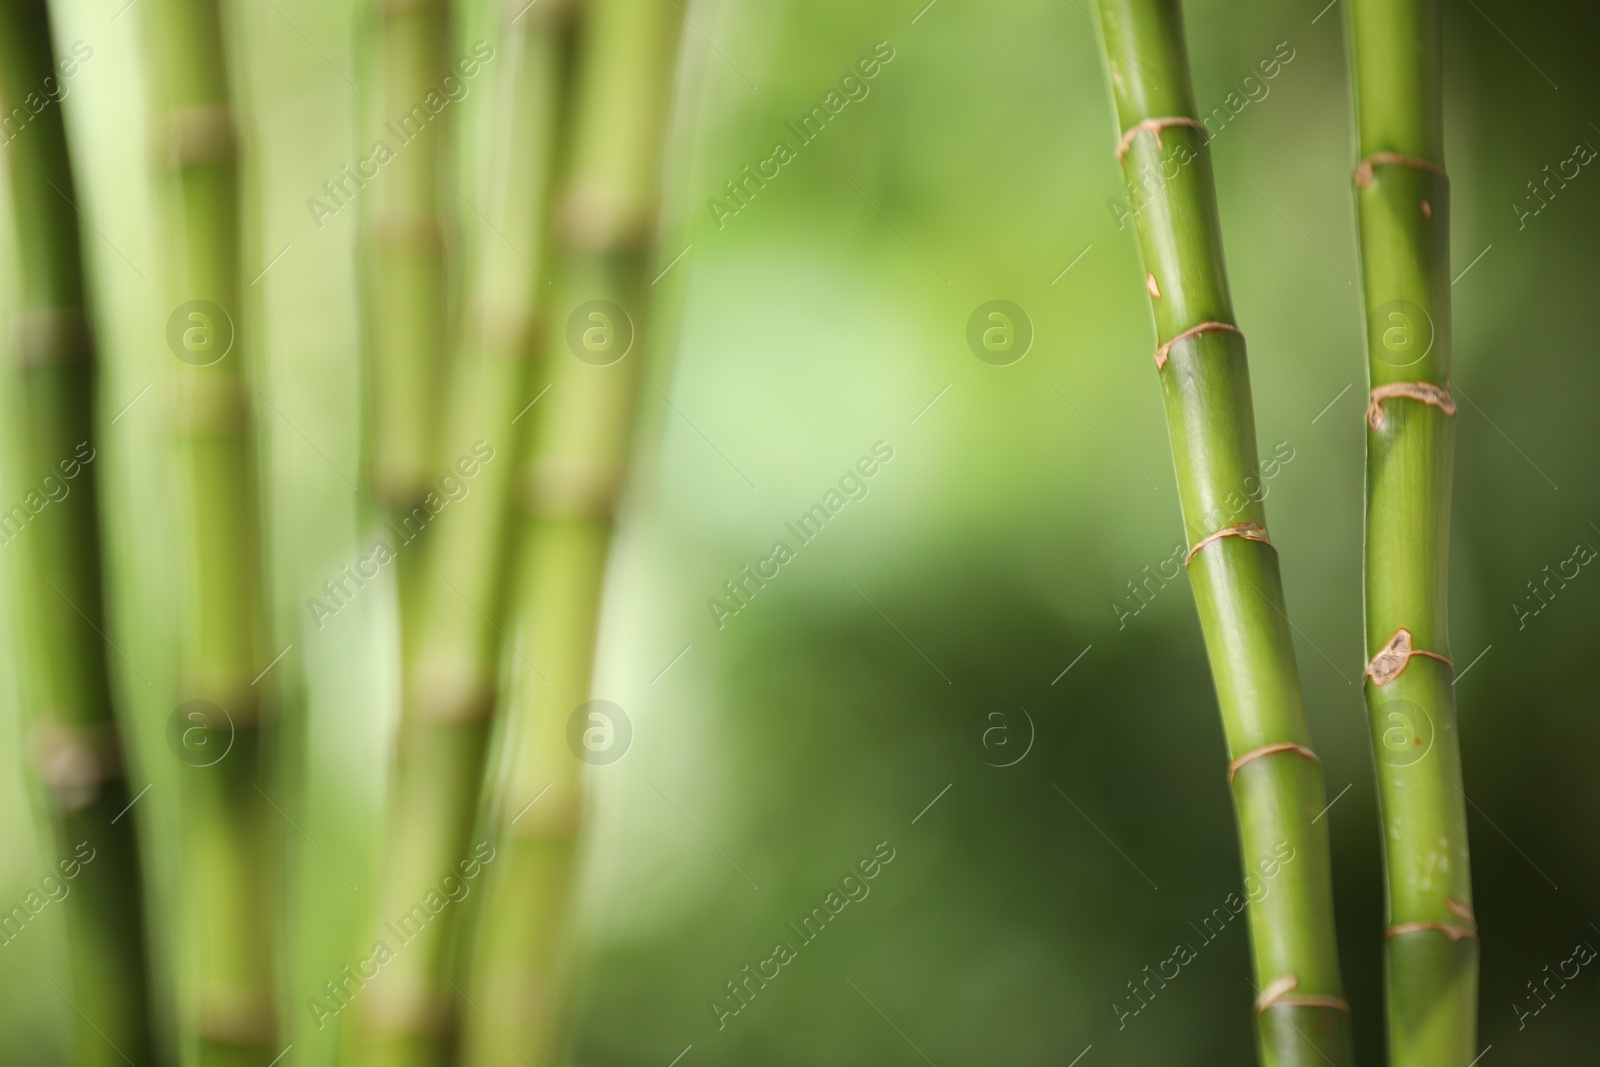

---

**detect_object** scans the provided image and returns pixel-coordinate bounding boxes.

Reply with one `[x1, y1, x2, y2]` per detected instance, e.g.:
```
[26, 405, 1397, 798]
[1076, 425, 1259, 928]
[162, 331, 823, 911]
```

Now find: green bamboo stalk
[365, 0, 453, 511]
[0, 3, 154, 1063]
[1346, 0, 1476, 1060]
[143, 0, 278, 1061]
[459, 1, 677, 1062]
[349, 3, 572, 1062]
[1090, 1, 1353, 1063]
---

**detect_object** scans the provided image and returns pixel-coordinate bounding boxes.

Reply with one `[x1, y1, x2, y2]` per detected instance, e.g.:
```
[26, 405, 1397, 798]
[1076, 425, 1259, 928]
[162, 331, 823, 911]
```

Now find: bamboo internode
[1092, 0, 1355, 1062]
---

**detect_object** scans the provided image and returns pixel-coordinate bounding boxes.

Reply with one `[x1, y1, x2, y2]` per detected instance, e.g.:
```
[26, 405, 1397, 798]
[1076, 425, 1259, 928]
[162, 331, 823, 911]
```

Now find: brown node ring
[1364, 627, 1453, 686]
[1115, 116, 1208, 161]
[1367, 381, 1456, 432]
[1227, 741, 1320, 785]
[1185, 522, 1273, 566]
[1154, 321, 1242, 370]
[1252, 975, 1351, 1016]
[1354, 151, 1448, 189]
[1386, 921, 1478, 942]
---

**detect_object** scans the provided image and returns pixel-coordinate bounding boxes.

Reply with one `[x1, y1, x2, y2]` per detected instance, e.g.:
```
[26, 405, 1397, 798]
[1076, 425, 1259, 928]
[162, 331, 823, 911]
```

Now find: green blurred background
[2, 0, 1596, 1063]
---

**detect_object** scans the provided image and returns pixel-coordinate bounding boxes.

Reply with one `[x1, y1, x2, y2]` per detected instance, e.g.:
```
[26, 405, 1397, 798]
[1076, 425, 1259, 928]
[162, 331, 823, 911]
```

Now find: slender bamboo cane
[365, 0, 452, 511]
[1090, 1, 1353, 1063]
[143, 0, 277, 1061]
[459, 1, 677, 1062]
[1346, 0, 1476, 1060]
[0, 4, 154, 1063]
[350, 3, 572, 1062]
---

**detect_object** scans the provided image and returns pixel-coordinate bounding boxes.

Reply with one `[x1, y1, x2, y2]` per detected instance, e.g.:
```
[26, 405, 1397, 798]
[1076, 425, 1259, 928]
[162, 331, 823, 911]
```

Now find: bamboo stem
[351, 3, 572, 1062]
[365, 0, 453, 511]
[1090, 2, 1354, 1063]
[142, 0, 277, 1060]
[1346, 0, 1477, 1060]
[459, 1, 677, 1062]
[0, 3, 154, 1063]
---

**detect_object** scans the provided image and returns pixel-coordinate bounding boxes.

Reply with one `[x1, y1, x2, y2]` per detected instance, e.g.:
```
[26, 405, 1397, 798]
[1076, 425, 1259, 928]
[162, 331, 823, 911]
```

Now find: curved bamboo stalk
[1347, 0, 1477, 1060]
[1090, 1, 1354, 1063]
[458, 0, 678, 1062]
[142, 0, 278, 1060]
[0, 3, 154, 1063]
[350, 2, 573, 1062]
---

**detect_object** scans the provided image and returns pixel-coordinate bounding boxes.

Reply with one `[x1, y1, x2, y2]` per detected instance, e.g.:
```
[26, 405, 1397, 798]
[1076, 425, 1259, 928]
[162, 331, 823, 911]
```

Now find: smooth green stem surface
[1348, 0, 1477, 1061]
[366, 0, 452, 510]
[459, 516, 601, 1067]
[0, 13, 155, 1060]
[460, 1, 677, 1062]
[144, 0, 278, 1060]
[1092, 1, 1354, 1063]
[351, 5, 570, 1063]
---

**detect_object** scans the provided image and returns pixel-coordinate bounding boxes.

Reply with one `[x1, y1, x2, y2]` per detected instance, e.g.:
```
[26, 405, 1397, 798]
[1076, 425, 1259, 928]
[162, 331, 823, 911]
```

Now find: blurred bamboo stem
[0, 3, 154, 1063]
[352, 2, 572, 1062]
[1091, 1, 1354, 1063]
[366, 0, 452, 510]
[459, 0, 678, 1062]
[1346, 0, 1477, 1060]
[143, 0, 277, 1060]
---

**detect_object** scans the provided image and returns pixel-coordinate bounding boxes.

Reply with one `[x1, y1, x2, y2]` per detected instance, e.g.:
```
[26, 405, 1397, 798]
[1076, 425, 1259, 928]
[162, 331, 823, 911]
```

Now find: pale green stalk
[350, 2, 571, 1062]
[365, 0, 452, 510]
[459, 1, 678, 1062]
[0, 2, 153, 1062]
[143, 0, 277, 1060]
[1090, 0, 1354, 1062]
[1347, 0, 1477, 1061]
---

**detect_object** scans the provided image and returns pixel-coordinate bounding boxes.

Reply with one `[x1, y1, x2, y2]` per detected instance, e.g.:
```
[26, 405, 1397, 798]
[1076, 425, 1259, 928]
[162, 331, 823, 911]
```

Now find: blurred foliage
[1, 0, 1597, 1063]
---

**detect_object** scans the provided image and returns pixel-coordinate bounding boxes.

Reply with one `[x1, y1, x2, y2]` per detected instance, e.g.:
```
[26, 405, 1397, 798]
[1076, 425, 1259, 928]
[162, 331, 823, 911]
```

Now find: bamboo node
[10, 307, 91, 366]
[189, 988, 277, 1044]
[168, 374, 252, 434]
[1354, 151, 1448, 189]
[1254, 975, 1348, 1016]
[1253, 975, 1299, 1014]
[522, 456, 622, 519]
[373, 210, 447, 253]
[1364, 627, 1452, 686]
[557, 185, 654, 256]
[409, 661, 496, 724]
[1387, 920, 1478, 942]
[1185, 522, 1273, 566]
[1115, 116, 1209, 161]
[471, 299, 538, 357]
[355, 983, 451, 1034]
[1153, 320, 1241, 369]
[28, 720, 123, 811]
[1367, 380, 1455, 431]
[163, 104, 237, 168]
[375, 0, 448, 14]
[1227, 741, 1319, 784]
